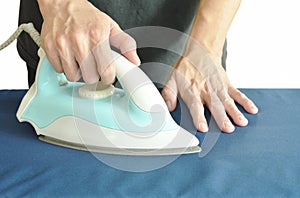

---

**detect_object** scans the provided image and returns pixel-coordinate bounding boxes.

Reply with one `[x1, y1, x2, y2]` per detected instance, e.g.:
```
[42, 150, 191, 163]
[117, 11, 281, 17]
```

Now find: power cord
[0, 23, 40, 51]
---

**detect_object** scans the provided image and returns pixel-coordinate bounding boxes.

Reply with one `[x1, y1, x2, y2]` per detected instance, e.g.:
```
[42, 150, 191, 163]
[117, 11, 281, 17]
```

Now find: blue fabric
[0, 89, 300, 197]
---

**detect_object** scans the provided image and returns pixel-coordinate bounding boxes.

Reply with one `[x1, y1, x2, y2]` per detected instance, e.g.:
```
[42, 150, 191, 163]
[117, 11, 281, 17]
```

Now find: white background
[0, 0, 299, 89]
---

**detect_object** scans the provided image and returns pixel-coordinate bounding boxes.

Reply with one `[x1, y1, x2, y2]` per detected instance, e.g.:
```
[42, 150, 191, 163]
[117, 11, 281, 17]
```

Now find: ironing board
[0, 89, 300, 197]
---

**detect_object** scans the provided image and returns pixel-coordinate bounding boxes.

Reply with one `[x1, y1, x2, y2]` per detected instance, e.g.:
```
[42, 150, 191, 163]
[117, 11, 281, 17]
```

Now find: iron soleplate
[39, 135, 201, 156]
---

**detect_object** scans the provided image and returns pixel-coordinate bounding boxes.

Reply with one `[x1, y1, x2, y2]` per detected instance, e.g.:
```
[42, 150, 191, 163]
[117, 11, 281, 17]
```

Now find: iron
[16, 48, 201, 156]
[0, 23, 201, 156]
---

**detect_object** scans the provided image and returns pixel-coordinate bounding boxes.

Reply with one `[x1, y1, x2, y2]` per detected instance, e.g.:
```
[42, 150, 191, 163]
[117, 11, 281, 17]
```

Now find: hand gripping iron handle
[38, 49, 169, 113]
[0, 22, 168, 113]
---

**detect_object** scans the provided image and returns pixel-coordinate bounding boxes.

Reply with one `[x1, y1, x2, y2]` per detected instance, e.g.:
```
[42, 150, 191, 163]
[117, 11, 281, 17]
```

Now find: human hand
[161, 45, 258, 133]
[37, 0, 140, 84]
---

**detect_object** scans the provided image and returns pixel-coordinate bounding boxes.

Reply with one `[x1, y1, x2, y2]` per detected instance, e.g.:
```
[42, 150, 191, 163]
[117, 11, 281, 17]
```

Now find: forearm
[189, 0, 241, 57]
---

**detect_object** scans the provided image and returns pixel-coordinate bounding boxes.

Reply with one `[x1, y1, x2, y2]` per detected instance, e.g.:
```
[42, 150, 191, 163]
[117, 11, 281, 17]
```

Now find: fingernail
[225, 121, 231, 127]
[224, 121, 234, 131]
[238, 115, 248, 126]
[238, 115, 245, 121]
[251, 105, 258, 113]
[199, 123, 208, 132]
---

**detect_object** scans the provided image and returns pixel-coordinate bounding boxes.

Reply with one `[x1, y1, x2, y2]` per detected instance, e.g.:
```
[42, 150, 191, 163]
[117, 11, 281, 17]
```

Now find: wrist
[187, 20, 225, 58]
[37, 0, 66, 15]
[37, 0, 88, 17]
[183, 37, 222, 60]
[181, 36, 223, 70]
[189, 37, 224, 58]
[37, 0, 74, 5]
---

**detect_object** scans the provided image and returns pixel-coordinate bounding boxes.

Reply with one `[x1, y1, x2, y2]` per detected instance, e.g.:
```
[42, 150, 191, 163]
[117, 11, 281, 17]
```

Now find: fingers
[110, 24, 141, 66]
[56, 35, 81, 82]
[208, 87, 259, 132]
[163, 67, 209, 132]
[216, 88, 259, 131]
[222, 97, 248, 127]
[41, 35, 62, 73]
[180, 78, 209, 132]
[183, 89, 209, 132]
[79, 53, 100, 84]
[161, 72, 178, 112]
[205, 82, 246, 132]
[42, 28, 117, 84]
[229, 87, 259, 114]
[122, 50, 141, 66]
[39, 1, 140, 84]
[162, 62, 258, 133]
[72, 33, 100, 84]
[204, 89, 234, 133]
[42, 34, 81, 82]
[92, 39, 116, 84]
[80, 23, 140, 84]
[189, 101, 209, 132]
[41, 16, 140, 84]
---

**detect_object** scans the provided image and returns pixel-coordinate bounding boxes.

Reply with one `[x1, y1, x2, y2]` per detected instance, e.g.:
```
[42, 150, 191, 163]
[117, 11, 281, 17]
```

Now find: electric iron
[15, 48, 201, 156]
[1, 23, 201, 156]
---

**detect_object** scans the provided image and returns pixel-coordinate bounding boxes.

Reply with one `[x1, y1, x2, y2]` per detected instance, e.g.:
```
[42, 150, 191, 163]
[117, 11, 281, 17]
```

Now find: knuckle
[64, 67, 80, 82]
[162, 86, 172, 97]
[190, 79, 202, 93]
[42, 36, 54, 52]
[231, 88, 246, 99]
[65, 72, 78, 82]
[101, 65, 115, 83]
[224, 97, 235, 106]
[236, 91, 245, 99]
[89, 28, 105, 43]
[75, 51, 86, 64]
[52, 65, 63, 73]
[70, 31, 82, 46]
[190, 101, 204, 112]
[55, 35, 66, 50]
[69, 31, 89, 63]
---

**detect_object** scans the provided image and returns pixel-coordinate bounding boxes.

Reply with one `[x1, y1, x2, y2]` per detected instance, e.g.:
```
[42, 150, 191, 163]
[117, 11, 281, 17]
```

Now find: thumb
[110, 24, 141, 66]
[162, 74, 178, 112]
[122, 50, 141, 66]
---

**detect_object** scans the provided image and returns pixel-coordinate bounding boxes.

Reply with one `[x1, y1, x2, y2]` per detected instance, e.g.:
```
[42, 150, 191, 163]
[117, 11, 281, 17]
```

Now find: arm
[37, 0, 140, 84]
[190, 0, 241, 57]
[162, 0, 258, 133]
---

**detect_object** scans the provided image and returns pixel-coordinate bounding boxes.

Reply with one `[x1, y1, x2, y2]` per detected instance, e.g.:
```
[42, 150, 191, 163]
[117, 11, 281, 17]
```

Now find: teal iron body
[17, 49, 201, 156]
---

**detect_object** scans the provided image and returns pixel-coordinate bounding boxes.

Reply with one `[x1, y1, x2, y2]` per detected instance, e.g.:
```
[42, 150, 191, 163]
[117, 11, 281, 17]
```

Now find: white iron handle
[112, 51, 168, 112]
